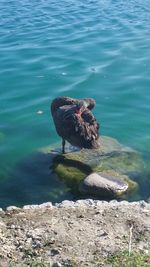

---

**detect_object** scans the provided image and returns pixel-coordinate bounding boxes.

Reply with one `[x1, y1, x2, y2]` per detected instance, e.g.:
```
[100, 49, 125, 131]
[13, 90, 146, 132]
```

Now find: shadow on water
[0, 150, 73, 209]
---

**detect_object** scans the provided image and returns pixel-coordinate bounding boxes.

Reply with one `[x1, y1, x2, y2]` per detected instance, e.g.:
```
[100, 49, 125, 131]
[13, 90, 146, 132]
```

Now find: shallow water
[0, 0, 150, 207]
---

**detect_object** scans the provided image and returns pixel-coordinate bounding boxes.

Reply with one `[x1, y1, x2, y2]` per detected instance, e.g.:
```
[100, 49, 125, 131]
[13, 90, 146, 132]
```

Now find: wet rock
[52, 136, 143, 199]
[79, 172, 128, 198]
[53, 136, 145, 176]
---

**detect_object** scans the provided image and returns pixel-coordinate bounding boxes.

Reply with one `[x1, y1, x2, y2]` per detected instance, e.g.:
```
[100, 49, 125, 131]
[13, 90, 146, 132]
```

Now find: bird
[51, 96, 100, 153]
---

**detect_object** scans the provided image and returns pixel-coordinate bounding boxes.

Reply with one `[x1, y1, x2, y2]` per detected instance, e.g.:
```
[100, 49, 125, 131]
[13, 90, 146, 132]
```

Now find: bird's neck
[75, 108, 82, 117]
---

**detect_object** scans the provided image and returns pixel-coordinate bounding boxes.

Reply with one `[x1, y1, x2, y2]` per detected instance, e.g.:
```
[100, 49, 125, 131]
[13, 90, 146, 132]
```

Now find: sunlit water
[0, 0, 150, 207]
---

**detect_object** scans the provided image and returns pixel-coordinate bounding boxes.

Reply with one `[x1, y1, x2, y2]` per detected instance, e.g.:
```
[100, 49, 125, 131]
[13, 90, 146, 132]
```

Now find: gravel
[0, 199, 150, 266]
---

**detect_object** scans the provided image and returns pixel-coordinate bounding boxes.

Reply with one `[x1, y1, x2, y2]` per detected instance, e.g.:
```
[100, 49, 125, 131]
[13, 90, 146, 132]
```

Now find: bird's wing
[82, 109, 99, 128]
[53, 105, 77, 137]
[75, 109, 99, 141]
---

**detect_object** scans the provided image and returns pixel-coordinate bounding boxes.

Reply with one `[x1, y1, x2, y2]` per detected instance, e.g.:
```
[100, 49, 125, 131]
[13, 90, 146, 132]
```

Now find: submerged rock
[52, 136, 144, 199]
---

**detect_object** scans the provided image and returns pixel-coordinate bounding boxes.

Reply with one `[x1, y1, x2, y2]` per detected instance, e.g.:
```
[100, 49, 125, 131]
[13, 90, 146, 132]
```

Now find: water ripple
[0, 0, 150, 204]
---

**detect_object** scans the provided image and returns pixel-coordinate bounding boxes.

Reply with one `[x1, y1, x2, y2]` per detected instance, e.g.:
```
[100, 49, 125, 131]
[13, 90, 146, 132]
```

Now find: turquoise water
[0, 0, 150, 207]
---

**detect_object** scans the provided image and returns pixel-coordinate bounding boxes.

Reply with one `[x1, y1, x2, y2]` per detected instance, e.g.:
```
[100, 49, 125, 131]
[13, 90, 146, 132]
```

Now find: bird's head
[82, 98, 96, 110]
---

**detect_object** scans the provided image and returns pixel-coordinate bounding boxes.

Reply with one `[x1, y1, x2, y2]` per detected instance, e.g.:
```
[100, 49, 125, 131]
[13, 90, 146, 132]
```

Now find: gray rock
[23, 204, 39, 210]
[6, 206, 21, 211]
[38, 202, 53, 209]
[52, 135, 143, 200]
[147, 197, 150, 203]
[79, 172, 128, 198]
[0, 208, 4, 213]
[56, 200, 75, 208]
[51, 262, 62, 267]
[75, 199, 95, 206]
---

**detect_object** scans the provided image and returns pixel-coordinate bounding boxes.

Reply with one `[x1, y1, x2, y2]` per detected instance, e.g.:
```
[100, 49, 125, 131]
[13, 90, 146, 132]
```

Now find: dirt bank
[0, 200, 150, 266]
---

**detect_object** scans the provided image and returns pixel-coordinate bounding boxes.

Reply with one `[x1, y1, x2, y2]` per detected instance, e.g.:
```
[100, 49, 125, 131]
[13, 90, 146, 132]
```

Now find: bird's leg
[62, 139, 66, 154]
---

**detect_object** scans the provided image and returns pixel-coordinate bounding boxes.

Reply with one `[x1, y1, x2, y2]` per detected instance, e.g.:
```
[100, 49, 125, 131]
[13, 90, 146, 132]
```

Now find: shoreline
[0, 199, 150, 266]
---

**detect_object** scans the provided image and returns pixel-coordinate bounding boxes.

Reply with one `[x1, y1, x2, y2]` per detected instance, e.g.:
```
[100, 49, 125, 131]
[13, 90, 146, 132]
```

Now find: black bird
[51, 96, 100, 153]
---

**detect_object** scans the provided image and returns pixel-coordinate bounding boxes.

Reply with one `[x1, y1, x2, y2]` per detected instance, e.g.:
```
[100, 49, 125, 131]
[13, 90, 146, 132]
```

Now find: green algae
[53, 155, 92, 192]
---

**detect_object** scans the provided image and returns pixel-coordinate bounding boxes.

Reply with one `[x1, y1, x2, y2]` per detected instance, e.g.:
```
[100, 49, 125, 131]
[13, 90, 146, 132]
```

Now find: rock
[56, 200, 75, 208]
[53, 136, 145, 177]
[0, 208, 4, 214]
[75, 199, 96, 206]
[23, 204, 39, 210]
[51, 262, 62, 267]
[6, 206, 21, 212]
[147, 197, 150, 203]
[79, 172, 128, 198]
[38, 202, 53, 209]
[52, 136, 143, 199]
